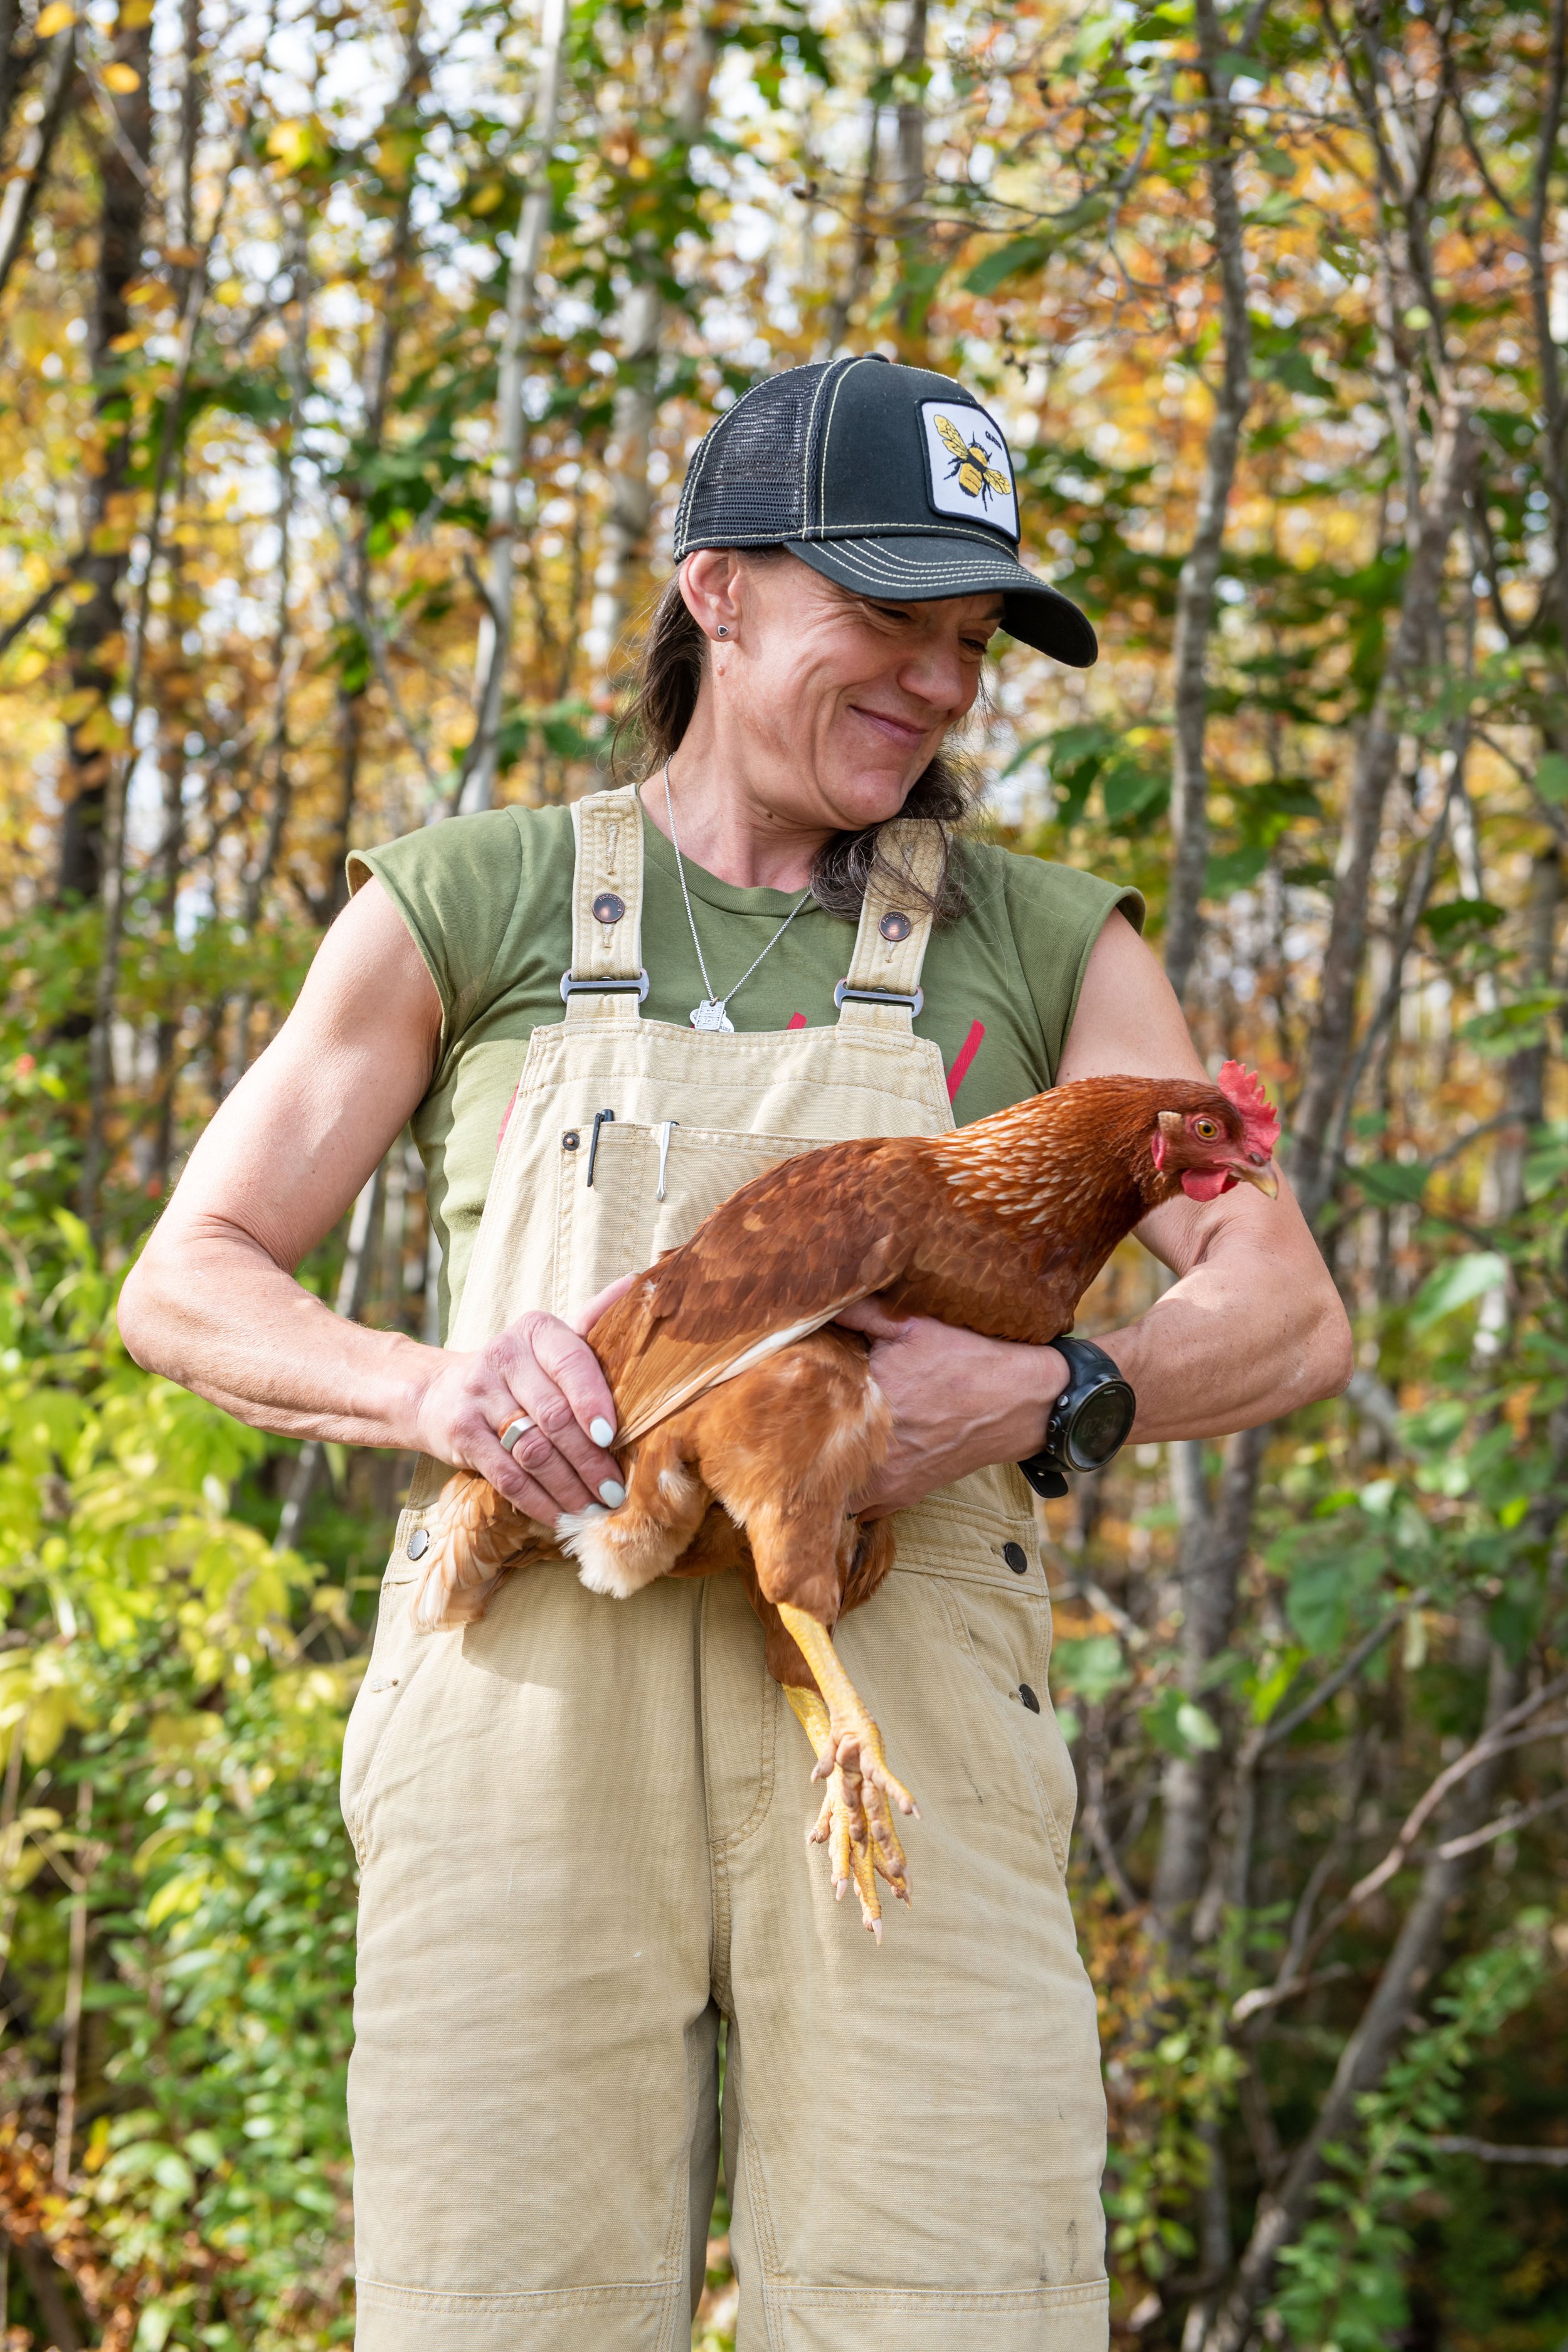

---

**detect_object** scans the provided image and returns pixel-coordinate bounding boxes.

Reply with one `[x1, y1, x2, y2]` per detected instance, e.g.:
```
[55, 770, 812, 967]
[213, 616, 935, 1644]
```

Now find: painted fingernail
[599, 1478, 627, 1508]
[589, 1416, 616, 1448]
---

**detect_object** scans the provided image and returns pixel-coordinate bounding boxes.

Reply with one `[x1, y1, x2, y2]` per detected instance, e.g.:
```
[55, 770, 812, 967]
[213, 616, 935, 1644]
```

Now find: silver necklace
[662, 761, 813, 1032]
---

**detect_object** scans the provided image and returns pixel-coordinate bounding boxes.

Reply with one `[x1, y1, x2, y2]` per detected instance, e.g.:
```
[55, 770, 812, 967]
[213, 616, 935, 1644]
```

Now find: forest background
[0, 0, 1564, 2345]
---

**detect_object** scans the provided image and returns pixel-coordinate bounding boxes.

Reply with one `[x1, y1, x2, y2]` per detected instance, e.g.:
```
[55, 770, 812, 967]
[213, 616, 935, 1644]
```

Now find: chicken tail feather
[413, 1470, 543, 1631]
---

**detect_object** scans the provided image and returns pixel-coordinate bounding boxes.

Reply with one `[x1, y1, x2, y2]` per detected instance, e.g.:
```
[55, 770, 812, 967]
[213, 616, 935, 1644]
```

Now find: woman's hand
[410, 1275, 638, 1525]
[834, 1301, 1068, 1518]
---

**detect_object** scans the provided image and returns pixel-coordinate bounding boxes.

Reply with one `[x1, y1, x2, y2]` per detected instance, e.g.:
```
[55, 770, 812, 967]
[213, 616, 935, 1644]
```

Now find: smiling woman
[117, 353, 1349, 2352]
[638, 549, 1001, 921]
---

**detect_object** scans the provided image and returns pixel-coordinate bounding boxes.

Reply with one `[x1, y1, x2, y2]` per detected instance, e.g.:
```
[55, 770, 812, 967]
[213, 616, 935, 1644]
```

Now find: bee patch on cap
[919, 403, 1019, 539]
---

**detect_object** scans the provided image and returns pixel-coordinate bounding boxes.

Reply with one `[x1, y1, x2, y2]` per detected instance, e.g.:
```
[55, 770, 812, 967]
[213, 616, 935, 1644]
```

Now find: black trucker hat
[672, 354, 1096, 667]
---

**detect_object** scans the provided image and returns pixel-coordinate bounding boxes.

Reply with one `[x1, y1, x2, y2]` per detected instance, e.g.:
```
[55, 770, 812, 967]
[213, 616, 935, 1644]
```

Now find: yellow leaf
[34, 3, 75, 33]
[102, 61, 140, 92]
[120, 0, 155, 23]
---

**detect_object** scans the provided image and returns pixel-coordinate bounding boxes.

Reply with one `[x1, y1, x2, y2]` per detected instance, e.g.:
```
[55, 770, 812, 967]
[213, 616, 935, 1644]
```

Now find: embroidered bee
[934, 413, 1012, 506]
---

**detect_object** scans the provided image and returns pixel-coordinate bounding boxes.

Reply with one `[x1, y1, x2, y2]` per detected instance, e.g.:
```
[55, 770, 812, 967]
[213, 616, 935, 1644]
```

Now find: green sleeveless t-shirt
[349, 805, 1142, 1338]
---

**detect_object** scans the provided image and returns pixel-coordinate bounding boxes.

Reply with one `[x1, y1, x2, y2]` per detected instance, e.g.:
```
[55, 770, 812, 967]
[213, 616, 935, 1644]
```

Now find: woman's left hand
[834, 1301, 1068, 1518]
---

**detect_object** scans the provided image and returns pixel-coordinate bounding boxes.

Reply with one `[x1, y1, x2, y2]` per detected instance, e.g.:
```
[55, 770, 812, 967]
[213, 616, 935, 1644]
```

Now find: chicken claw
[777, 1604, 919, 1939]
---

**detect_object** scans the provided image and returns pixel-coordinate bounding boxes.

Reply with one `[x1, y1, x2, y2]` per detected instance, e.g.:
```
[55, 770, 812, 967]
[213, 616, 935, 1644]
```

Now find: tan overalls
[341, 786, 1110, 2352]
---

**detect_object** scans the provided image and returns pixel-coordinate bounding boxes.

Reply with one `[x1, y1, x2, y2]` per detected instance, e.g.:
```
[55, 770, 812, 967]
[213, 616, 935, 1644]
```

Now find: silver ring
[500, 1417, 534, 1454]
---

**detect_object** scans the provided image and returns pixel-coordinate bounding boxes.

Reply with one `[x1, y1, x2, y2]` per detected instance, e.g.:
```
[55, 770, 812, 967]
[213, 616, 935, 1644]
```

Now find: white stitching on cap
[817, 356, 882, 536]
[802, 360, 844, 535]
[800, 544, 1055, 586]
[812, 547, 1018, 580]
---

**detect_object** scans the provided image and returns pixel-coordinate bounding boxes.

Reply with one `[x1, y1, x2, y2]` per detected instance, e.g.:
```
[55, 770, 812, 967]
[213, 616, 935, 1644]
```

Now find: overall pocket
[938, 1573, 1078, 1876]
[341, 1512, 442, 1863]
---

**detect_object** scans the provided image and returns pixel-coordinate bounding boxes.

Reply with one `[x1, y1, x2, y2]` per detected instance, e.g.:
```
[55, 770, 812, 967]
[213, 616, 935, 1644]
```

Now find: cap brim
[785, 534, 1097, 667]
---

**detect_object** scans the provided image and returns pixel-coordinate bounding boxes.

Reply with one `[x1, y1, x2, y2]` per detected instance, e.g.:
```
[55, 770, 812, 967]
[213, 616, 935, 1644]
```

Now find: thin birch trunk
[460, 0, 568, 813]
[80, 72, 258, 1221]
[325, 3, 425, 904]
[584, 13, 714, 685]
[891, 0, 928, 352]
[55, 0, 154, 910]
[1162, 0, 1253, 1006]
[273, 1162, 387, 1551]
[1151, 1422, 1269, 1958]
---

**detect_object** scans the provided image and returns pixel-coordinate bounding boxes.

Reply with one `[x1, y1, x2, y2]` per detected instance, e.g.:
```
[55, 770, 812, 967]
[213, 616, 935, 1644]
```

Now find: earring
[716, 626, 728, 637]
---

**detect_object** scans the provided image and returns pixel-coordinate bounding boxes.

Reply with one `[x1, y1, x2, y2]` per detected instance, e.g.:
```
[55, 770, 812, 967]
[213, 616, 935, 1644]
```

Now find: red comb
[1219, 1061, 1279, 1156]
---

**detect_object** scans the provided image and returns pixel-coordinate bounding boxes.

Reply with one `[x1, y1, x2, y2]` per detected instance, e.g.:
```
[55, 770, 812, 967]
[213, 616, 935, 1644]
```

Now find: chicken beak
[1231, 1157, 1279, 1200]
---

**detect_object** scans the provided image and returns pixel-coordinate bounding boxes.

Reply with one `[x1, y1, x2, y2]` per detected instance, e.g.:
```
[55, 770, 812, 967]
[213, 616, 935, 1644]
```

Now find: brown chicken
[413, 1064, 1279, 1933]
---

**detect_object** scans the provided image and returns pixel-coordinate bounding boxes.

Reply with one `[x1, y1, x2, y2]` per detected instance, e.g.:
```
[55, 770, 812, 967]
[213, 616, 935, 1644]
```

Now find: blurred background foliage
[0, 0, 1564, 2344]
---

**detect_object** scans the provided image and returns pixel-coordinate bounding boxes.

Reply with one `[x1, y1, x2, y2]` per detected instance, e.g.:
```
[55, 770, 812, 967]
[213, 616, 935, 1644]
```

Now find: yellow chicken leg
[777, 1603, 918, 1935]
[783, 1684, 884, 1931]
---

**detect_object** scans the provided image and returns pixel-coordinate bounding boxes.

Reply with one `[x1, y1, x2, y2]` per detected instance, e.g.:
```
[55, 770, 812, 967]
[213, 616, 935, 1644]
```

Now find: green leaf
[1536, 753, 1568, 804]
[1051, 1633, 1130, 1703]
[1355, 1158, 1430, 1207]
[1205, 845, 1269, 895]
[1143, 1688, 1221, 1757]
[1100, 758, 1164, 822]
[1422, 897, 1503, 941]
[1409, 1251, 1509, 1333]
[964, 233, 1054, 297]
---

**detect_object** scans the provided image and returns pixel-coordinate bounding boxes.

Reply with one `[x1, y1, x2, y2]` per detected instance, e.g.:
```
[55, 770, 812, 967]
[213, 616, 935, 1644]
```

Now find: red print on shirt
[946, 1020, 985, 1103]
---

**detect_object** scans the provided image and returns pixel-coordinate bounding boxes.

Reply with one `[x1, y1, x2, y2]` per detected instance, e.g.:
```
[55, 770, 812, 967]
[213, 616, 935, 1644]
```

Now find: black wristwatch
[1017, 1336, 1136, 1501]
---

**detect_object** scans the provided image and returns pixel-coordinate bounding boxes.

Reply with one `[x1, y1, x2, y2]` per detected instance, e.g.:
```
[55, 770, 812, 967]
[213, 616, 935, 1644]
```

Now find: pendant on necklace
[691, 999, 735, 1033]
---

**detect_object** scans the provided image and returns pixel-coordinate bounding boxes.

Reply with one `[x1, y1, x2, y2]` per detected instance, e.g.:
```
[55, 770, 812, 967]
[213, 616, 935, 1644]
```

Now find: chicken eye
[1192, 1116, 1219, 1140]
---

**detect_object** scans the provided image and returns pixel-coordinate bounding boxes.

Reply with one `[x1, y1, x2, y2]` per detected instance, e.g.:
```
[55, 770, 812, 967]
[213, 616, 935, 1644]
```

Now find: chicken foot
[776, 1602, 918, 1939]
[783, 1684, 888, 1935]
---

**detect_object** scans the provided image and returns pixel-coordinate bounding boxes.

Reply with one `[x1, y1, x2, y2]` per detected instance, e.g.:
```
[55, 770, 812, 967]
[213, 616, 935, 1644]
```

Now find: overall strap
[561, 784, 649, 1025]
[834, 820, 945, 1036]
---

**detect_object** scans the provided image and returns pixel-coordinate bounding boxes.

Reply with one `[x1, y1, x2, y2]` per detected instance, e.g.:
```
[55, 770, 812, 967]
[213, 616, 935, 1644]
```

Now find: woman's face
[679, 549, 1002, 834]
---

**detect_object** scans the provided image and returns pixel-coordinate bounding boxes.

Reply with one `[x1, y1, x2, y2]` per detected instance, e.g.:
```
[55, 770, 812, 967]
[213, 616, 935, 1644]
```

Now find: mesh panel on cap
[674, 364, 829, 551]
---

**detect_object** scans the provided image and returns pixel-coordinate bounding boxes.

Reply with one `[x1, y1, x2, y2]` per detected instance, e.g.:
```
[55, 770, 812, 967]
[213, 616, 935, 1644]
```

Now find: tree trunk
[1162, 0, 1253, 1007]
[0, 25, 77, 308]
[322, 3, 426, 903]
[1152, 1422, 1268, 1960]
[891, 0, 928, 353]
[820, 91, 881, 356]
[583, 12, 714, 687]
[460, 0, 568, 814]
[1473, 844, 1560, 1355]
[54, 0, 153, 908]
[1287, 399, 1471, 1223]
[1522, 0, 1568, 656]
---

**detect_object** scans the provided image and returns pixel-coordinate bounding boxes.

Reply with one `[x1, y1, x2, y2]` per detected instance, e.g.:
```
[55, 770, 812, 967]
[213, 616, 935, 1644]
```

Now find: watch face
[1068, 1382, 1136, 1470]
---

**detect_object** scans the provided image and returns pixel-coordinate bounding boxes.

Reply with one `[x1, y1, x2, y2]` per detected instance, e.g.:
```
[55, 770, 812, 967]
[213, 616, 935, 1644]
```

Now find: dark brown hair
[612, 556, 980, 923]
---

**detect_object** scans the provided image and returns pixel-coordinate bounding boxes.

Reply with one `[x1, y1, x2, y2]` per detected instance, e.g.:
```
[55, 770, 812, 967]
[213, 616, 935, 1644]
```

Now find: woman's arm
[849, 911, 1352, 1512]
[117, 881, 626, 1523]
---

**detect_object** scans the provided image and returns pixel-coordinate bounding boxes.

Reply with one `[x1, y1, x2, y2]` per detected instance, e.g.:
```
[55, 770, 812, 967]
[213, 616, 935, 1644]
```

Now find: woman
[120, 356, 1349, 2352]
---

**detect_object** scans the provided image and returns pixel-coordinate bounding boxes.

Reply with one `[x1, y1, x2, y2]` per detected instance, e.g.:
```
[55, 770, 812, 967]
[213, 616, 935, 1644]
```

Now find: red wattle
[1180, 1169, 1236, 1200]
